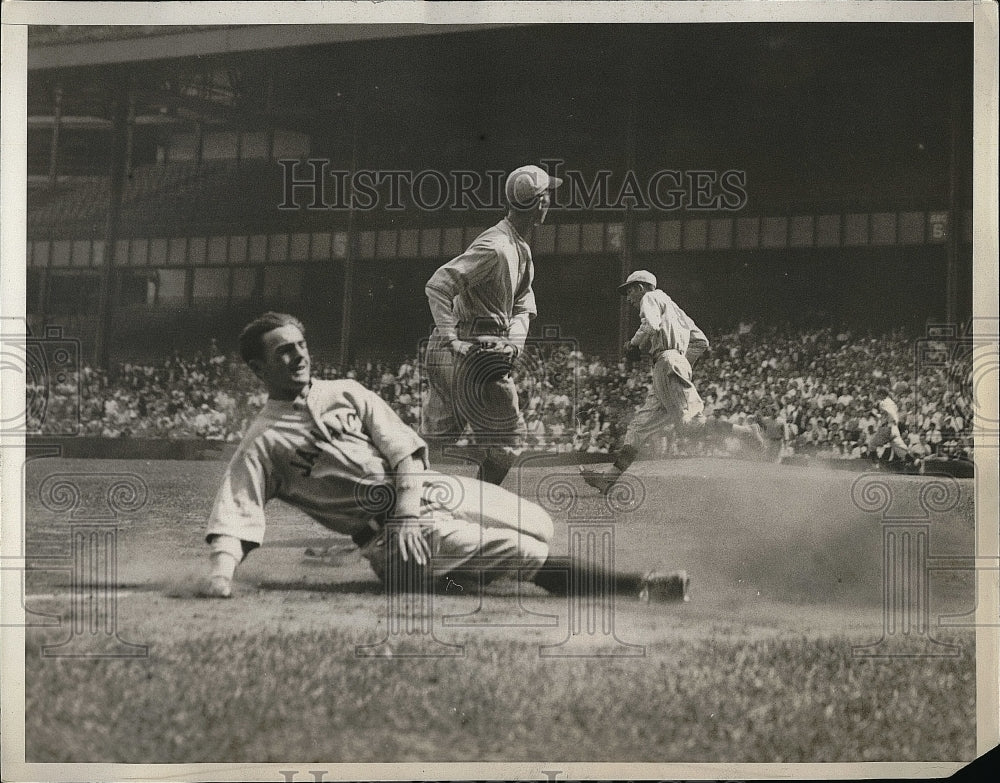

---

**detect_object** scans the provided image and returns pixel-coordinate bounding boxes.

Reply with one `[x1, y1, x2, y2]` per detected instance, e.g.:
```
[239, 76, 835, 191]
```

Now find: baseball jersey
[629, 289, 710, 362]
[207, 379, 427, 542]
[425, 218, 536, 350]
[878, 396, 901, 425]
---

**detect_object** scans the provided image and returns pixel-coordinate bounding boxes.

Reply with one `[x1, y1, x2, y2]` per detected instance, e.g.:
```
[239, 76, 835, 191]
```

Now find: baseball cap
[617, 270, 657, 293]
[505, 165, 563, 209]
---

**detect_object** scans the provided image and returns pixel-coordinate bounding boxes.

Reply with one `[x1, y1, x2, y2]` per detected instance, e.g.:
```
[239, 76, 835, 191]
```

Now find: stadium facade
[25, 23, 973, 366]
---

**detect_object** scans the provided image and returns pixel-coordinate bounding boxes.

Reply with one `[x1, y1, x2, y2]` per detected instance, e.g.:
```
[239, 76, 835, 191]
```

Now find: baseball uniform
[205, 378, 551, 584]
[867, 395, 910, 460]
[423, 218, 534, 444]
[621, 288, 713, 449]
[581, 273, 762, 493]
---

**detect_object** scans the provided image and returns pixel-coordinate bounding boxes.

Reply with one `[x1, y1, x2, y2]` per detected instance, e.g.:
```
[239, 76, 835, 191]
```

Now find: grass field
[20, 456, 978, 763]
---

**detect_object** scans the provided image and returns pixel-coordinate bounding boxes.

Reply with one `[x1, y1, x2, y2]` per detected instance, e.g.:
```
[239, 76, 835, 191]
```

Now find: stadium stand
[28, 324, 975, 469]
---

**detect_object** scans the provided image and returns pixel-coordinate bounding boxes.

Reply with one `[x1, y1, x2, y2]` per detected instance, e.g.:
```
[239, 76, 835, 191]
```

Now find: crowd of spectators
[27, 324, 975, 464]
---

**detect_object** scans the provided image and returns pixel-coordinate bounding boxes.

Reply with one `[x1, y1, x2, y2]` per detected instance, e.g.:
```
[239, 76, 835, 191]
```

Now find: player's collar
[292, 380, 313, 408]
[503, 217, 527, 244]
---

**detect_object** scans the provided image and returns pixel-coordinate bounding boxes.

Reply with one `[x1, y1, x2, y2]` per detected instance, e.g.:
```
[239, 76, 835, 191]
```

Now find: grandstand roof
[27, 24, 513, 69]
[26, 23, 973, 234]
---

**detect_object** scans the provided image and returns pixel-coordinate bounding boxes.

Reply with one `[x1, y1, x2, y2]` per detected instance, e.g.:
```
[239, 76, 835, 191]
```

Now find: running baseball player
[422, 164, 562, 486]
[866, 385, 911, 464]
[204, 312, 688, 603]
[580, 271, 765, 495]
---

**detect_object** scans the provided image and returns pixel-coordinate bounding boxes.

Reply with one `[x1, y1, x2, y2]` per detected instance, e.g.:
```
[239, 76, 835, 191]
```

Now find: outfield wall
[23, 437, 975, 477]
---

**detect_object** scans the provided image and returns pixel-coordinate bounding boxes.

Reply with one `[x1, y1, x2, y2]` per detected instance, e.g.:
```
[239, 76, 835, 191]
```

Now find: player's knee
[517, 532, 550, 570]
[519, 500, 554, 545]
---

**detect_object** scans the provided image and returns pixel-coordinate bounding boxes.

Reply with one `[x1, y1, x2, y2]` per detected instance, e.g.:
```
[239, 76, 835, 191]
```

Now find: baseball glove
[460, 338, 517, 382]
[624, 344, 643, 363]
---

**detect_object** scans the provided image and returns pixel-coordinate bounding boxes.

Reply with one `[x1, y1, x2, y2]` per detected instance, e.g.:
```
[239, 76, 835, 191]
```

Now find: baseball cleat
[638, 569, 690, 603]
[205, 575, 232, 599]
[579, 466, 619, 495]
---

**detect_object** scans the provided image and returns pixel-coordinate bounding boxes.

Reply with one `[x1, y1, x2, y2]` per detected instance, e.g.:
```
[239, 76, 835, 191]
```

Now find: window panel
[658, 221, 681, 251]
[188, 237, 207, 265]
[399, 229, 419, 257]
[709, 218, 733, 250]
[420, 228, 441, 257]
[871, 213, 896, 245]
[311, 232, 331, 260]
[72, 240, 92, 267]
[208, 236, 228, 264]
[816, 215, 841, 247]
[761, 217, 787, 248]
[683, 219, 708, 251]
[192, 267, 229, 300]
[580, 223, 604, 253]
[534, 224, 555, 255]
[289, 232, 311, 261]
[155, 268, 187, 302]
[248, 234, 268, 263]
[735, 217, 759, 249]
[789, 216, 814, 247]
[844, 213, 869, 246]
[898, 212, 925, 244]
[637, 221, 657, 252]
[557, 224, 580, 254]
[168, 237, 188, 265]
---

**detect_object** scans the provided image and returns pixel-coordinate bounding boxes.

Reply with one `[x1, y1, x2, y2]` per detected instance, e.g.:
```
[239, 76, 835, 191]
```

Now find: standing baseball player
[580, 271, 765, 495]
[421, 164, 562, 486]
[204, 312, 689, 603]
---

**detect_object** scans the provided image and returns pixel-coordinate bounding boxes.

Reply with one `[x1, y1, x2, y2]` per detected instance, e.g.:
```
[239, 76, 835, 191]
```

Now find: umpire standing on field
[422, 164, 562, 485]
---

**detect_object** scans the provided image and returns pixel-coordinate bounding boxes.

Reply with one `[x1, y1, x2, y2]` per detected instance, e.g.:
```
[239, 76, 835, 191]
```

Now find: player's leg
[867, 426, 891, 462]
[530, 557, 690, 602]
[886, 424, 911, 462]
[357, 472, 550, 589]
[204, 534, 260, 598]
[429, 482, 689, 602]
[472, 374, 525, 486]
[421, 339, 463, 439]
[689, 414, 765, 455]
[659, 352, 763, 454]
[580, 364, 673, 494]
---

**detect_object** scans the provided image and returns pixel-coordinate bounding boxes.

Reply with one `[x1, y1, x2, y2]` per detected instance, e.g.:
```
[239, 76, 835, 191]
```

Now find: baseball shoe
[204, 575, 232, 599]
[638, 569, 690, 603]
[579, 466, 620, 495]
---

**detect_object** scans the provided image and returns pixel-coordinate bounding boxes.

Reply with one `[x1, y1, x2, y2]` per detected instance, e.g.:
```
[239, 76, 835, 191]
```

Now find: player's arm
[686, 324, 710, 364]
[425, 243, 498, 354]
[345, 382, 433, 564]
[627, 292, 660, 350]
[390, 453, 432, 565]
[205, 443, 274, 551]
[507, 287, 537, 357]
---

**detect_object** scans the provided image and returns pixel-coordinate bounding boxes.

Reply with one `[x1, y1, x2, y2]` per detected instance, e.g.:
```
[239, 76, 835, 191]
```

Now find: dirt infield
[21, 456, 975, 644]
[19, 456, 978, 763]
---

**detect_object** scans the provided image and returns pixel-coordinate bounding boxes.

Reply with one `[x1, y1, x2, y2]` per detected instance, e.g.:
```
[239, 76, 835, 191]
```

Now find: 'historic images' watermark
[278, 159, 748, 213]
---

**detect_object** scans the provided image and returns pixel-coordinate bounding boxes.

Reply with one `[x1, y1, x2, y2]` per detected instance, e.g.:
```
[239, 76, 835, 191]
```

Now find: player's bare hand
[391, 516, 432, 565]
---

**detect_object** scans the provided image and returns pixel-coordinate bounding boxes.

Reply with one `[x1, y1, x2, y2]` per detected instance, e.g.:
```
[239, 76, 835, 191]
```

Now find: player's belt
[351, 497, 435, 548]
[351, 518, 383, 548]
[460, 316, 508, 338]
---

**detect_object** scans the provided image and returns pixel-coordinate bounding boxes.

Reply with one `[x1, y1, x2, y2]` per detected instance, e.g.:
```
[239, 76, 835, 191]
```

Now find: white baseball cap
[505, 165, 563, 209]
[617, 270, 657, 293]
